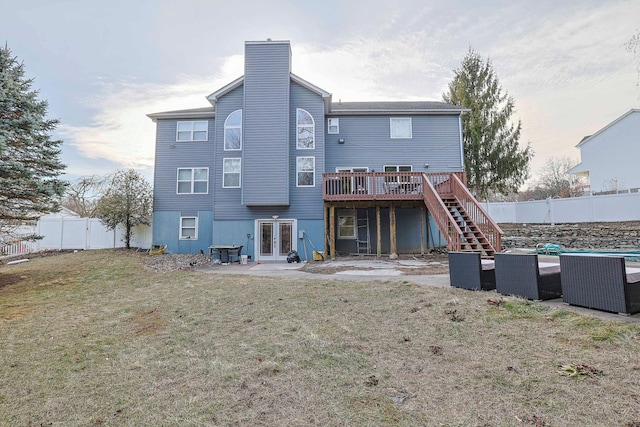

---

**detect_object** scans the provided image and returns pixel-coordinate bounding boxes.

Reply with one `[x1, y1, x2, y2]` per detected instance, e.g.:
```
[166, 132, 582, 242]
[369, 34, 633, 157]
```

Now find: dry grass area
[2, 250, 640, 426]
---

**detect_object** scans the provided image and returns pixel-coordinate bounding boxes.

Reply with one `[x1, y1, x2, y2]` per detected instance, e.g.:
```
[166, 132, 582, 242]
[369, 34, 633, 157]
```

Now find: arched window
[296, 108, 314, 149]
[224, 110, 242, 150]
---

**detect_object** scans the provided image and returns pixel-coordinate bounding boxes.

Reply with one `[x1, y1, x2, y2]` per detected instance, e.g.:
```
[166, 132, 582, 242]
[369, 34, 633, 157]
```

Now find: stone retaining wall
[499, 222, 640, 251]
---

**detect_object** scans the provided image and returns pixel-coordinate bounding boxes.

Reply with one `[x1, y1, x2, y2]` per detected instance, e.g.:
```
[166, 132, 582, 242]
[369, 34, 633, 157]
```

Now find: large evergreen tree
[96, 169, 152, 249]
[0, 44, 66, 240]
[443, 48, 533, 199]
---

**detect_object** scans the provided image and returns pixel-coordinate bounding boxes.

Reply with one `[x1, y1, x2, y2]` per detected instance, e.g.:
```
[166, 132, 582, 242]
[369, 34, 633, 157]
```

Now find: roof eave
[290, 73, 332, 112]
[576, 108, 640, 148]
[206, 75, 245, 106]
[328, 108, 469, 116]
[147, 111, 216, 122]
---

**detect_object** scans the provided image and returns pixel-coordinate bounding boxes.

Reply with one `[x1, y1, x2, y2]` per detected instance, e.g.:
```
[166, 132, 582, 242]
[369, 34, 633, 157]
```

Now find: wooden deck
[322, 171, 502, 258]
[322, 172, 465, 201]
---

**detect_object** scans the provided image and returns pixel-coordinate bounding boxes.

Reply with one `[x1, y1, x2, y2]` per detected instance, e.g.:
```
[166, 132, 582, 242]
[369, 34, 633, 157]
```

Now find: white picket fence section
[0, 240, 39, 257]
[1, 217, 152, 258]
[482, 192, 640, 224]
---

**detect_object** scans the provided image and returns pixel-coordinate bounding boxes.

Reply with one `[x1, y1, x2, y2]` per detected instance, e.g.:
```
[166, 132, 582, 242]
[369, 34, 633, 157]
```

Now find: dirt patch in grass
[126, 307, 167, 336]
[2, 250, 640, 426]
[302, 253, 450, 275]
[0, 273, 23, 290]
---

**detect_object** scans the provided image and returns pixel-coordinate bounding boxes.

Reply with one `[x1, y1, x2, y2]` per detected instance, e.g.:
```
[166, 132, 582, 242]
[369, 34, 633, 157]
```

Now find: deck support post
[329, 205, 336, 260]
[420, 205, 425, 255]
[389, 203, 398, 259]
[323, 204, 328, 256]
[376, 206, 381, 257]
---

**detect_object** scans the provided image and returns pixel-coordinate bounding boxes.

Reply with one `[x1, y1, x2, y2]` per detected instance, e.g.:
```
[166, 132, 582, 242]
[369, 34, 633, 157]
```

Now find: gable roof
[204, 73, 333, 111]
[328, 101, 468, 115]
[575, 109, 640, 148]
[148, 80, 466, 120]
[206, 75, 245, 104]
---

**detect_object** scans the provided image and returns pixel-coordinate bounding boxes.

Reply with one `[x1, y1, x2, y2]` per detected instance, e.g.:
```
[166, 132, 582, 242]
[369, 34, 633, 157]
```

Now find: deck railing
[420, 173, 464, 252]
[449, 173, 502, 253]
[322, 172, 466, 201]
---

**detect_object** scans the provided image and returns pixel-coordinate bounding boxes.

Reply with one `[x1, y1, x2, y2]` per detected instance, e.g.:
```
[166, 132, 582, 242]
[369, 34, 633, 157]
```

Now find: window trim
[179, 216, 198, 240]
[383, 165, 413, 183]
[390, 117, 412, 139]
[176, 167, 209, 194]
[296, 108, 315, 150]
[296, 156, 315, 187]
[337, 213, 356, 239]
[222, 158, 242, 188]
[224, 109, 242, 151]
[176, 121, 208, 142]
[327, 117, 339, 134]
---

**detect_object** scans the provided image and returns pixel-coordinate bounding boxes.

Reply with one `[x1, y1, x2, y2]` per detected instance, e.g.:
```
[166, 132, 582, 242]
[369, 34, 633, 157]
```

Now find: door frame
[336, 167, 369, 194]
[254, 218, 297, 261]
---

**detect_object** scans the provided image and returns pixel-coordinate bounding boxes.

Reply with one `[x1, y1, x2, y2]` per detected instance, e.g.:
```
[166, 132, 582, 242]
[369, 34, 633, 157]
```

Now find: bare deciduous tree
[521, 156, 584, 200]
[62, 175, 110, 217]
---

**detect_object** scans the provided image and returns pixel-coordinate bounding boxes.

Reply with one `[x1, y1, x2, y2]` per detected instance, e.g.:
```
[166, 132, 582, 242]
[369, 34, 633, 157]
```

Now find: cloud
[58, 54, 244, 172]
[56, 0, 640, 184]
[293, 35, 452, 102]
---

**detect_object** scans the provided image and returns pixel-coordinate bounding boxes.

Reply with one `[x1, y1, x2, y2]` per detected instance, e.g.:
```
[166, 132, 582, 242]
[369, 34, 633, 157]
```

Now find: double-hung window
[296, 156, 315, 187]
[177, 168, 208, 194]
[223, 158, 241, 188]
[224, 110, 242, 150]
[338, 214, 356, 239]
[177, 121, 208, 141]
[296, 109, 315, 149]
[180, 217, 198, 239]
[327, 118, 339, 134]
[390, 117, 412, 139]
[384, 165, 412, 183]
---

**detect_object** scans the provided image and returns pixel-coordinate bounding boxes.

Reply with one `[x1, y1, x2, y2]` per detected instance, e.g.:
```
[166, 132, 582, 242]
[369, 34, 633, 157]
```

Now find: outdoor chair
[559, 254, 640, 315]
[448, 251, 496, 291]
[494, 253, 562, 301]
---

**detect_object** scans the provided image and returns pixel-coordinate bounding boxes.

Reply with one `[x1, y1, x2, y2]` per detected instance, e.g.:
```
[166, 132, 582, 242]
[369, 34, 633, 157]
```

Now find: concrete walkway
[200, 259, 451, 288]
[197, 258, 640, 323]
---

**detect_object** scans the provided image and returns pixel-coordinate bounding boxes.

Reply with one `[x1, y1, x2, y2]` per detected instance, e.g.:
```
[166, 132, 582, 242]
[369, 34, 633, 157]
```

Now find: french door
[336, 167, 369, 194]
[256, 219, 295, 261]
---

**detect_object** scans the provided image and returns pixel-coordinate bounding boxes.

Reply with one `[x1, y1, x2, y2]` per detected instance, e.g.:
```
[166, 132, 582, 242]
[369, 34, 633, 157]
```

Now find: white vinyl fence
[1, 217, 152, 258]
[482, 192, 640, 224]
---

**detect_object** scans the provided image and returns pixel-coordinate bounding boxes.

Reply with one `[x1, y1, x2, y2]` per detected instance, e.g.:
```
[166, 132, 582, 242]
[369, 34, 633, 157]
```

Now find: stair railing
[449, 173, 502, 254]
[421, 173, 464, 252]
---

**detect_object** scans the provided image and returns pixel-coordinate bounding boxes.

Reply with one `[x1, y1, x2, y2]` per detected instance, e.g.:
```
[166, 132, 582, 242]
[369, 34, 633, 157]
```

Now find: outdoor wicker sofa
[494, 253, 562, 301]
[448, 251, 496, 291]
[559, 254, 640, 315]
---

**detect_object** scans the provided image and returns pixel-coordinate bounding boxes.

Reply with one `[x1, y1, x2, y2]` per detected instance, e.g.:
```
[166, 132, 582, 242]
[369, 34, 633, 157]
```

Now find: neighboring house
[569, 109, 640, 195]
[148, 40, 500, 261]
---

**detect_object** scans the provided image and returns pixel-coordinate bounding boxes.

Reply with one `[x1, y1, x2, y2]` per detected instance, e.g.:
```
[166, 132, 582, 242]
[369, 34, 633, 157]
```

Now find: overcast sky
[3, 0, 639, 186]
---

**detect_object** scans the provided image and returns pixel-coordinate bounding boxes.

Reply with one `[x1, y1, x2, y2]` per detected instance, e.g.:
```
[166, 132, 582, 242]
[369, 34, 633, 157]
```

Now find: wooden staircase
[442, 197, 496, 257]
[421, 173, 501, 258]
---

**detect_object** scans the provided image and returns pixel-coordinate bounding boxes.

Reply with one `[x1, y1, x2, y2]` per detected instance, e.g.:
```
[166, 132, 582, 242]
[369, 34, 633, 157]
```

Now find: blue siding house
[148, 40, 501, 261]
